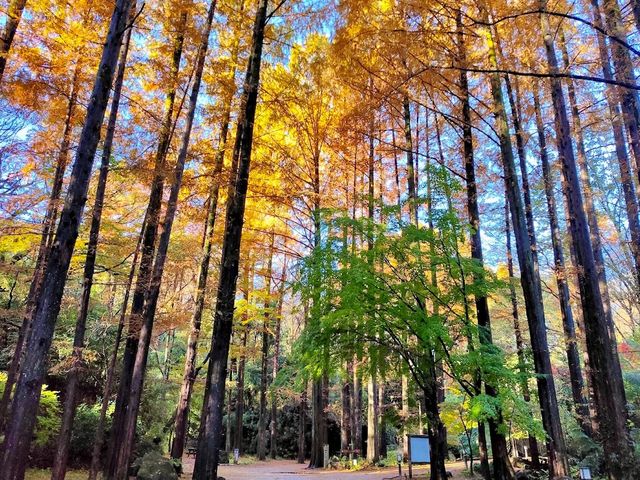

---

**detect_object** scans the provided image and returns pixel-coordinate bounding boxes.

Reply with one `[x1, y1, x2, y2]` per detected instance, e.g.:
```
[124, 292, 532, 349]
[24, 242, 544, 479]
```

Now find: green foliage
[0, 372, 61, 447]
[293, 165, 541, 445]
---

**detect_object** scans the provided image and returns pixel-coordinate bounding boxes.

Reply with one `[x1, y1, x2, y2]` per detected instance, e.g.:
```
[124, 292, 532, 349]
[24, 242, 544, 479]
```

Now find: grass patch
[26, 470, 87, 480]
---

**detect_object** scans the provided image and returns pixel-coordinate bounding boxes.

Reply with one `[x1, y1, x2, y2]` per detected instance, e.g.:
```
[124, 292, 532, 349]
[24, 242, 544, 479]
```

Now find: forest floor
[25, 459, 468, 479]
[182, 458, 468, 479]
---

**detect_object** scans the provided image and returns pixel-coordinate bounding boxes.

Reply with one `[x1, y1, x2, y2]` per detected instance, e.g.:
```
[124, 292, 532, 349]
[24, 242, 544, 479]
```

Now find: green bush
[0, 372, 61, 447]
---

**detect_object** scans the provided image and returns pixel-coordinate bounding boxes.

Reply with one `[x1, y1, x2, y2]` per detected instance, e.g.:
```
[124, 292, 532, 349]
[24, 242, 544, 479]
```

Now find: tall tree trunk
[89, 213, 145, 480]
[309, 118, 326, 468]
[341, 361, 352, 453]
[106, 11, 187, 477]
[270, 265, 285, 459]
[588, 0, 640, 304]
[170, 25, 240, 460]
[0, 60, 81, 431]
[538, 3, 636, 477]
[501, 67, 538, 272]
[351, 359, 363, 456]
[193, 0, 269, 475]
[50, 10, 135, 479]
[377, 382, 386, 459]
[599, 0, 640, 188]
[297, 385, 307, 463]
[0, 0, 133, 475]
[457, 12, 514, 479]
[112, 3, 217, 476]
[422, 368, 447, 480]
[234, 328, 247, 454]
[504, 201, 541, 468]
[257, 239, 274, 461]
[225, 365, 234, 452]
[481, 16, 569, 477]
[366, 375, 378, 462]
[532, 86, 591, 436]
[0, 0, 26, 82]
[559, 23, 632, 336]
[403, 96, 418, 225]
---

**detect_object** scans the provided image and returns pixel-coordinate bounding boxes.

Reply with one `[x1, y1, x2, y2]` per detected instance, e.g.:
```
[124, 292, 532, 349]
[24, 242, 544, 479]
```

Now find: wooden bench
[186, 440, 198, 457]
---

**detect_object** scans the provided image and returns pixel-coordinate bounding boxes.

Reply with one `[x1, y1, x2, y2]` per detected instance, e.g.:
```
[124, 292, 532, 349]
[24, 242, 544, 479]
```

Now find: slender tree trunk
[0, 0, 26, 82]
[257, 240, 274, 461]
[170, 27, 240, 460]
[193, 0, 269, 475]
[403, 96, 418, 225]
[366, 375, 378, 462]
[225, 366, 234, 453]
[457, 12, 514, 479]
[309, 125, 326, 468]
[106, 12, 187, 477]
[481, 16, 569, 477]
[297, 386, 307, 463]
[532, 86, 591, 436]
[0, 60, 80, 431]
[377, 383, 386, 459]
[599, 0, 640, 186]
[588, 0, 640, 303]
[423, 369, 447, 480]
[0, 0, 133, 475]
[558, 22, 629, 337]
[112, 4, 217, 476]
[352, 359, 362, 457]
[538, 3, 636, 476]
[50, 11, 135, 480]
[89, 213, 144, 480]
[234, 327, 247, 454]
[504, 199, 541, 468]
[269, 274, 284, 459]
[504, 75, 539, 272]
[341, 361, 352, 453]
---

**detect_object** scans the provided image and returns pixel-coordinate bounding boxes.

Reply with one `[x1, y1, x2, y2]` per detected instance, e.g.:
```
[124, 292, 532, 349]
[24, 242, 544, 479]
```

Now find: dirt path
[182, 458, 466, 479]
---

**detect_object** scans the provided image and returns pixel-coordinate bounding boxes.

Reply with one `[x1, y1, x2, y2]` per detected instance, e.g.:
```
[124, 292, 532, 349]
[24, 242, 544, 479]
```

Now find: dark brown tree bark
[112, 3, 217, 475]
[297, 386, 307, 463]
[234, 327, 248, 453]
[558, 24, 629, 338]
[89, 213, 144, 480]
[170, 26, 240, 460]
[50, 9, 135, 479]
[341, 361, 352, 453]
[0, 0, 26, 82]
[505, 199, 541, 468]
[309, 108, 327, 468]
[0, 60, 80, 432]
[105, 12, 187, 477]
[0, 0, 133, 475]
[538, 3, 637, 476]
[502, 70, 539, 272]
[352, 360, 362, 456]
[257, 239, 274, 461]
[599, 0, 640, 182]
[403, 96, 418, 225]
[193, 0, 269, 475]
[587, 0, 640, 303]
[225, 364, 234, 452]
[270, 264, 286, 459]
[482, 17, 569, 477]
[457, 12, 514, 479]
[532, 86, 591, 436]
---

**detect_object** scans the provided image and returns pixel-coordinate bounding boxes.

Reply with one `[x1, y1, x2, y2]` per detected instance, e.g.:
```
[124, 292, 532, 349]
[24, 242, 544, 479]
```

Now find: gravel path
[182, 458, 466, 479]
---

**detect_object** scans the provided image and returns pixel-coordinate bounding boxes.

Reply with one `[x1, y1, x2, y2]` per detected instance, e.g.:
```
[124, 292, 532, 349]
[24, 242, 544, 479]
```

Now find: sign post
[323, 444, 329, 468]
[407, 434, 430, 479]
